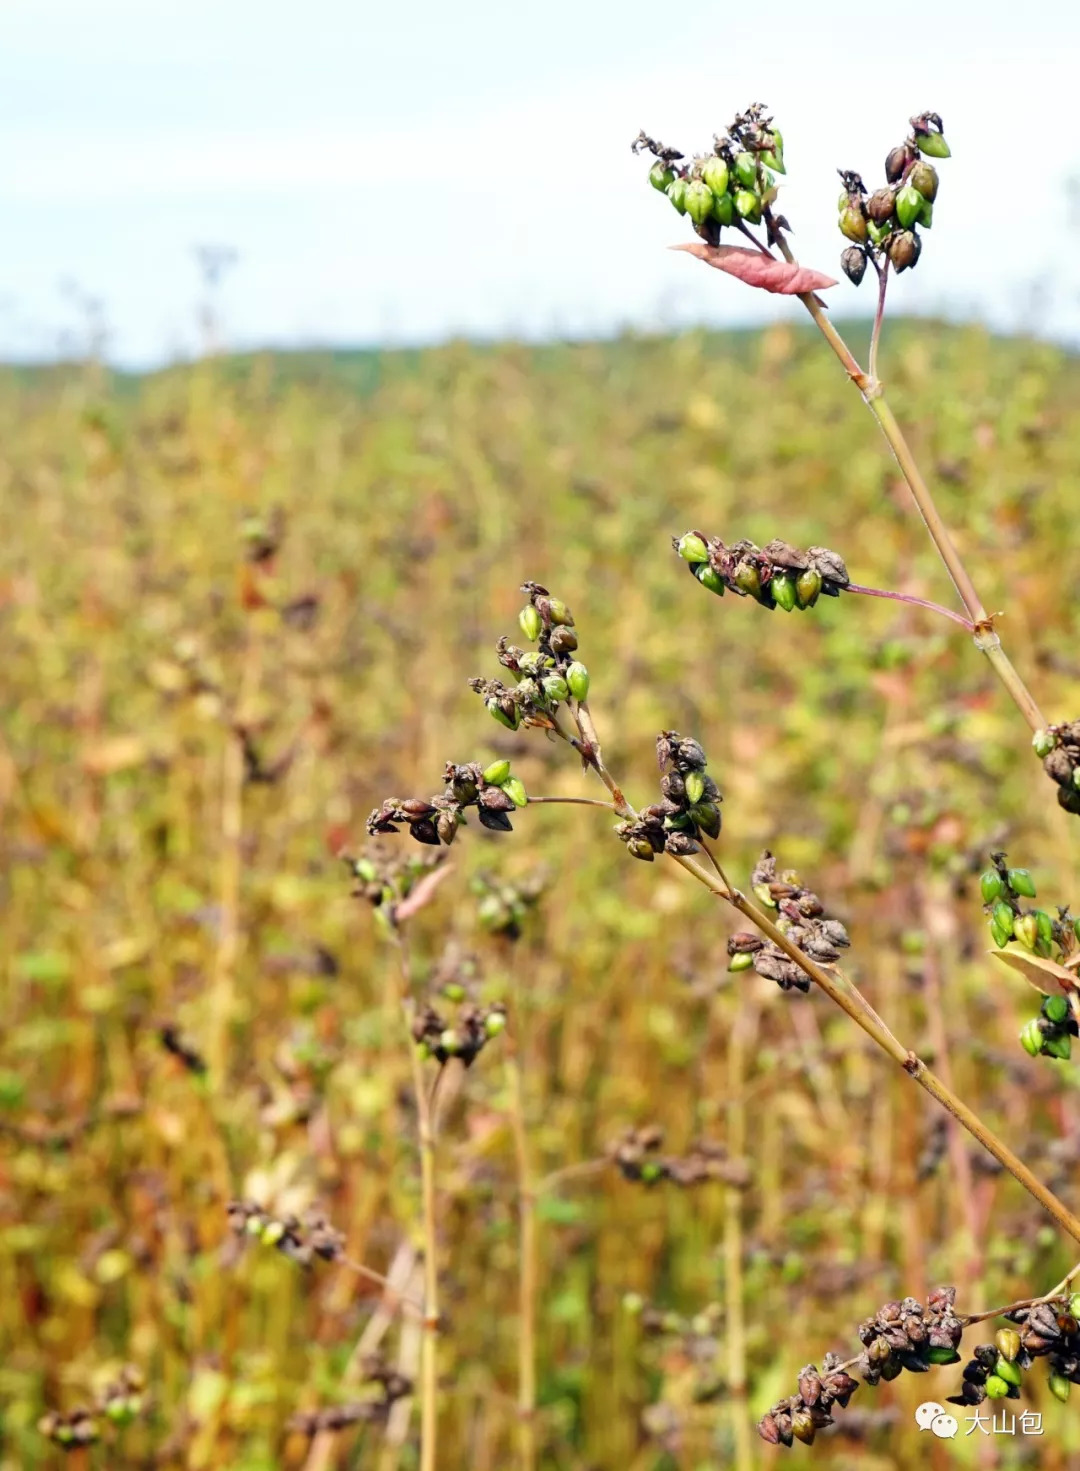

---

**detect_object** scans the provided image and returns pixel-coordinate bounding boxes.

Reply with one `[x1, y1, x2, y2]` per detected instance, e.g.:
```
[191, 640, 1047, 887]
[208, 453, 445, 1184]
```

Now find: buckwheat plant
[364, 105, 1080, 1462]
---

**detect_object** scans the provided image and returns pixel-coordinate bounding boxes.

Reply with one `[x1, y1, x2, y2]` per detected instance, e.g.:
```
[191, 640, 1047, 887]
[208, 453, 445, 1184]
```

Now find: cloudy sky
[2, 0, 1078, 364]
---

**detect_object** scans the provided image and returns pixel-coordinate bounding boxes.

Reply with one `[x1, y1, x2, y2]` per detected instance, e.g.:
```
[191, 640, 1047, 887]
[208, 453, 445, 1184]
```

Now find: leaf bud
[771, 571, 797, 609]
[1020, 1018, 1045, 1057]
[1008, 868, 1036, 898]
[1033, 728, 1058, 758]
[996, 1328, 1022, 1362]
[667, 177, 688, 215]
[483, 759, 512, 786]
[695, 563, 725, 595]
[866, 188, 896, 223]
[519, 604, 542, 641]
[838, 203, 868, 243]
[734, 188, 762, 223]
[566, 661, 590, 700]
[685, 179, 714, 225]
[733, 151, 757, 187]
[649, 161, 675, 192]
[1044, 1033, 1072, 1060]
[979, 869, 1004, 904]
[895, 185, 924, 229]
[701, 156, 729, 196]
[887, 230, 922, 272]
[840, 247, 867, 286]
[677, 531, 710, 564]
[795, 566, 822, 609]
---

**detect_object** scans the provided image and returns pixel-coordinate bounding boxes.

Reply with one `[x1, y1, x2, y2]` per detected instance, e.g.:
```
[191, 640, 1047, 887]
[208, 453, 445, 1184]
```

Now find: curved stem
[868, 256, 889, 387]
[845, 582, 974, 630]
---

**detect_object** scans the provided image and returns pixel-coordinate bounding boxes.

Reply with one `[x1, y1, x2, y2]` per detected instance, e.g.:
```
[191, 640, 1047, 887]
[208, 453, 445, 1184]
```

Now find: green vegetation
[2, 319, 1080, 1467]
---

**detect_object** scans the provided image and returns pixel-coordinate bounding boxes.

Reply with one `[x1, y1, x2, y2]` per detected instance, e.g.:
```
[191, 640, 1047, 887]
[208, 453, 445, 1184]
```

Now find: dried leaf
[671, 242, 838, 296]
[394, 863, 454, 922]
[989, 945, 1079, 996]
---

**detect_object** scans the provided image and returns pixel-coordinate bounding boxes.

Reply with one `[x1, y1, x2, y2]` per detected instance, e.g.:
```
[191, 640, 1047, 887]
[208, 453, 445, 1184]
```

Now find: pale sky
[2, 0, 1079, 365]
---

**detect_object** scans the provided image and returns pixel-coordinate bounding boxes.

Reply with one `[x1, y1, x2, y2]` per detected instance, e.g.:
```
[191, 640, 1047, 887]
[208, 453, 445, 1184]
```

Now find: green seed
[838, 205, 868, 243]
[728, 951, 754, 973]
[1008, 868, 1036, 898]
[992, 901, 1015, 938]
[734, 188, 762, 223]
[484, 1011, 506, 1037]
[1014, 914, 1039, 952]
[996, 1328, 1022, 1361]
[566, 661, 590, 700]
[519, 604, 542, 642]
[649, 161, 675, 193]
[701, 156, 729, 196]
[995, 1356, 1022, 1387]
[685, 770, 706, 805]
[772, 573, 796, 612]
[984, 1374, 1009, 1399]
[677, 532, 709, 564]
[1033, 728, 1057, 758]
[1020, 1018, 1044, 1057]
[980, 869, 1004, 904]
[711, 189, 734, 226]
[733, 151, 757, 187]
[501, 776, 528, 808]
[895, 185, 924, 228]
[685, 180, 714, 226]
[1044, 994, 1070, 1025]
[695, 563, 725, 596]
[1045, 1033, 1072, 1060]
[923, 1346, 961, 1365]
[916, 130, 951, 159]
[666, 177, 688, 215]
[1049, 1372, 1071, 1402]
[795, 567, 822, 609]
[483, 759, 511, 785]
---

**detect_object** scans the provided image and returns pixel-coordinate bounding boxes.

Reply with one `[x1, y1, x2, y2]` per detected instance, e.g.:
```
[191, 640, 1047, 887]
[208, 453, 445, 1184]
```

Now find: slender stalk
[845, 581, 974, 630]
[962, 1261, 1080, 1327]
[723, 998, 755, 1471]
[767, 222, 1047, 732]
[505, 976, 538, 1471]
[868, 257, 889, 387]
[392, 936, 441, 1471]
[526, 795, 615, 809]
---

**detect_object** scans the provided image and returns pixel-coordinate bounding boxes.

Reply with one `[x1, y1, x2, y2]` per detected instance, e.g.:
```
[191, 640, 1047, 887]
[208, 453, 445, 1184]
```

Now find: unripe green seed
[1045, 1033, 1073, 1060]
[1045, 994, 1070, 1025]
[443, 981, 466, 1002]
[734, 188, 761, 223]
[838, 204, 868, 243]
[483, 759, 512, 786]
[1033, 727, 1057, 758]
[711, 189, 734, 226]
[753, 883, 776, 908]
[1069, 1292, 1080, 1319]
[695, 563, 725, 596]
[923, 1346, 961, 1365]
[1020, 1018, 1044, 1057]
[519, 604, 542, 641]
[545, 597, 572, 626]
[649, 161, 675, 193]
[761, 135, 785, 174]
[728, 951, 754, 973]
[487, 697, 520, 731]
[733, 560, 762, 599]
[895, 185, 924, 228]
[415, 1041, 431, 1060]
[501, 776, 528, 808]
[733, 151, 757, 187]
[622, 1291, 645, 1314]
[484, 1011, 506, 1037]
[1014, 914, 1039, 952]
[685, 770, 706, 805]
[246, 1216, 265, 1238]
[980, 869, 1004, 904]
[1049, 1372, 1072, 1402]
[677, 532, 709, 564]
[771, 572, 797, 610]
[795, 566, 822, 609]
[701, 156, 729, 196]
[1008, 868, 1037, 898]
[996, 1328, 1022, 1361]
[918, 198, 933, 228]
[542, 674, 569, 703]
[667, 177, 688, 215]
[685, 180, 714, 225]
[867, 219, 892, 247]
[640, 1161, 663, 1184]
[566, 661, 590, 700]
[263, 1219, 286, 1246]
[990, 918, 1012, 949]
[690, 801, 721, 840]
[995, 1356, 1023, 1388]
[628, 836, 655, 862]
[984, 1374, 1010, 1399]
[440, 1028, 461, 1055]
[916, 130, 951, 159]
[992, 901, 1015, 938]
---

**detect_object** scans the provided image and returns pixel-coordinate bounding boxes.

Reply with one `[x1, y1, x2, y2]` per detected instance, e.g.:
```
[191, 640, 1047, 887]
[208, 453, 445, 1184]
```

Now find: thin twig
[845, 582, 974, 630]
[868, 256, 889, 387]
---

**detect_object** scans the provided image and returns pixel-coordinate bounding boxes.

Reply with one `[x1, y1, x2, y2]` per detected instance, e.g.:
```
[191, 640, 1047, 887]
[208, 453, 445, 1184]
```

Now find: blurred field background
[3, 319, 1080, 1469]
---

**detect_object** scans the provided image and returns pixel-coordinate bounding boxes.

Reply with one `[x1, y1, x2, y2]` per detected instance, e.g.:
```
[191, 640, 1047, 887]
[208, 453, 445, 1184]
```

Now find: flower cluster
[953, 1296, 1080, 1408]
[728, 852, 850, 991]
[633, 103, 785, 246]
[226, 1200, 345, 1268]
[674, 532, 849, 611]
[287, 1356, 413, 1436]
[38, 1366, 146, 1452]
[759, 1287, 962, 1447]
[1035, 722, 1080, 817]
[411, 998, 506, 1067]
[610, 1126, 750, 1188]
[366, 757, 530, 847]
[615, 731, 722, 862]
[837, 111, 950, 285]
[469, 582, 590, 734]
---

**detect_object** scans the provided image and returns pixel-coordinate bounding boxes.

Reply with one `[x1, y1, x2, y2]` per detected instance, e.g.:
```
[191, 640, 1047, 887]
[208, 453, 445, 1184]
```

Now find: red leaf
[671, 242, 838, 296]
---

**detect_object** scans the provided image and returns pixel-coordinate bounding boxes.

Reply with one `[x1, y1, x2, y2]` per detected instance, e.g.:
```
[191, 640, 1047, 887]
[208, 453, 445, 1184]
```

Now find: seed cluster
[674, 532, 849, 610]
[634, 104, 786, 247]
[953, 1297, 1080, 1408]
[227, 1200, 346, 1268]
[610, 1126, 749, 1188]
[837, 111, 950, 285]
[1035, 722, 1080, 817]
[287, 1357, 413, 1436]
[469, 582, 590, 734]
[615, 731, 722, 862]
[38, 1366, 146, 1451]
[411, 998, 507, 1066]
[366, 756, 530, 847]
[728, 853, 850, 991]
